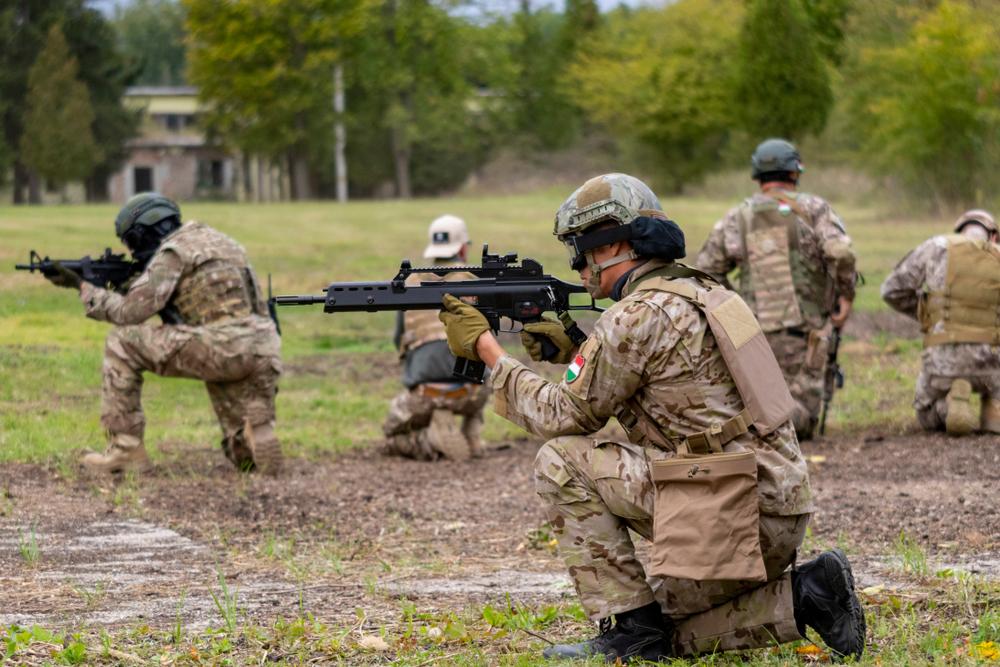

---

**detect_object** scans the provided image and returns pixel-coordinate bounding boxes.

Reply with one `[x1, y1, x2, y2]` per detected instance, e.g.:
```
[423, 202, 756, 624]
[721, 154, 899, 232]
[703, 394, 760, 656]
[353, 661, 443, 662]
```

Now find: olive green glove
[520, 317, 577, 364]
[439, 294, 491, 362]
[46, 261, 82, 290]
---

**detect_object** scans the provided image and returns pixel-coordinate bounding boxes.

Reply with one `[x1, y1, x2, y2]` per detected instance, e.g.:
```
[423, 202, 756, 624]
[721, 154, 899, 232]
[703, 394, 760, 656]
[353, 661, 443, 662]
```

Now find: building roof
[125, 86, 200, 97]
[126, 135, 208, 148]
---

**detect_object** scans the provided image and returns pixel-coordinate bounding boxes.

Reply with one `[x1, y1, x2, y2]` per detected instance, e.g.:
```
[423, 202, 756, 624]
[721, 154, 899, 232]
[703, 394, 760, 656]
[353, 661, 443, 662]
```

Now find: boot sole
[252, 437, 283, 477]
[823, 549, 867, 661]
[945, 380, 974, 437]
[428, 410, 471, 461]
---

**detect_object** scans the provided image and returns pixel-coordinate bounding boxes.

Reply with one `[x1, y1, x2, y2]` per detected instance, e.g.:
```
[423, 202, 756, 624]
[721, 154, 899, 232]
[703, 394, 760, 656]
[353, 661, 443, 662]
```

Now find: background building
[108, 86, 235, 203]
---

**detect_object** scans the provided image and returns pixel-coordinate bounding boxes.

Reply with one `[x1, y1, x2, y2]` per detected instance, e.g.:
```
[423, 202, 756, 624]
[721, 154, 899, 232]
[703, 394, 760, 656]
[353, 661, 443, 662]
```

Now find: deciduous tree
[186, 0, 367, 199]
[848, 0, 1000, 211]
[566, 0, 742, 192]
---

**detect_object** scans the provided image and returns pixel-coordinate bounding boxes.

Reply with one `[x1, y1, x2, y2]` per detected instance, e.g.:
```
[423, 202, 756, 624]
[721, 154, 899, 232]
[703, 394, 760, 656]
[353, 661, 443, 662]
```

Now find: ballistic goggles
[560, 199, 640, 271]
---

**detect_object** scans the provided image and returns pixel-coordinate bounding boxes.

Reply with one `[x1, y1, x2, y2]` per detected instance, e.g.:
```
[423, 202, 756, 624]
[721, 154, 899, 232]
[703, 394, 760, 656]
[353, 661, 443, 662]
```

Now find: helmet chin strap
[584, 249, 638, 300]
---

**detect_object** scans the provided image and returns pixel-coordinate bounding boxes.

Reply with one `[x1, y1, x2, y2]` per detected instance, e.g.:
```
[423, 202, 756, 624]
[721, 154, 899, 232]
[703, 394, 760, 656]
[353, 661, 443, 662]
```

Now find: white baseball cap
[424, 215, 470, 259]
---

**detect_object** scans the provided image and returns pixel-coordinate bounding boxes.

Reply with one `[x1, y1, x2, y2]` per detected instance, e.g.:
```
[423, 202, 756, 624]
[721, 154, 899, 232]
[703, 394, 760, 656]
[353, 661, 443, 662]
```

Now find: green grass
[0, 195, 991, 666]
[0, 195, 950, 465]
[1, 574, 998, 666]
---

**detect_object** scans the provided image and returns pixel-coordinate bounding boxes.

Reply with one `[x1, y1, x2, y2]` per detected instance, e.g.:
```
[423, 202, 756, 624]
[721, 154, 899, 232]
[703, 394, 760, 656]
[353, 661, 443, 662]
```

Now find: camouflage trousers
[914, 371, 1000, 432]
[382, 383, 491, 460]
[767, 330, 823, 440]
[101, 322, 281, 450]
[534, 435, 809, 656]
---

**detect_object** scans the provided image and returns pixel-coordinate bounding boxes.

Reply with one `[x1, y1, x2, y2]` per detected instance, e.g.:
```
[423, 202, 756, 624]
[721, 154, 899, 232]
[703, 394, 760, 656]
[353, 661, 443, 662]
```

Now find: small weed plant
[891, 529, 930, 576]
[172, 587, 187, 643]
[68, 578, 106, 608]
[207, 556, 241, 634]
[17, 516, 41, 568]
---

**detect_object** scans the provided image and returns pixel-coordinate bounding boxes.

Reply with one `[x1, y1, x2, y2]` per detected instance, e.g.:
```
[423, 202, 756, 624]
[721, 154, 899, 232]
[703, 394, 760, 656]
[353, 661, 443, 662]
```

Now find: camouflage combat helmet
[954, 209, 998, 237]
[554, 173, 663, 299]
[114, 192, 182, 239]
[751, 139, 803, 180]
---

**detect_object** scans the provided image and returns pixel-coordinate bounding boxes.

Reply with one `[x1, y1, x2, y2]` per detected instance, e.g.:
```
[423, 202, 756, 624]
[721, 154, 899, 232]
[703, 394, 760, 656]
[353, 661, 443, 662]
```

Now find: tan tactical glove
[439, 294, 491, 362]
[520, 317, 577, 364]
[46, 261, 82, 290]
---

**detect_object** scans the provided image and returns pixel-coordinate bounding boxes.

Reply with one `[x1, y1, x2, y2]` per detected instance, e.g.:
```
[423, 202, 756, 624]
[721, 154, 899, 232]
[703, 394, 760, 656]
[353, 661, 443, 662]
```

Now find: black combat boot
[793, 549, 866, 660]
[542, 601, 672, 663]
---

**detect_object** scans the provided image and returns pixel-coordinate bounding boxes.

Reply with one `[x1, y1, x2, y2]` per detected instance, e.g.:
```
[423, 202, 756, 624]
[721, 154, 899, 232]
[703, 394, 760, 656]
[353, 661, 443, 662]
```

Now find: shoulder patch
[565, 336, 602, 398]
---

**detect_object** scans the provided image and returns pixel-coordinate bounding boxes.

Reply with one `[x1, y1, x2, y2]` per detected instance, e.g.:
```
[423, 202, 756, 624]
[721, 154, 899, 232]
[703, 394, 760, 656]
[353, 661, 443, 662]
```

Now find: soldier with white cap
[382, 215, 491, 460]
[882, 209, 1000, 436]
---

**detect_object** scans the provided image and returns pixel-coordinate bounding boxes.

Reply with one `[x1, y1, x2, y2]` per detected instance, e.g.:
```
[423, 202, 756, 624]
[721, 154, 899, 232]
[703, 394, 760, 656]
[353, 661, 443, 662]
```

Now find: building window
[134, 167, 153, 193]
[166, 114, 180, 131]
[198, 159, 224, 188]
[183, 114, 196, 128]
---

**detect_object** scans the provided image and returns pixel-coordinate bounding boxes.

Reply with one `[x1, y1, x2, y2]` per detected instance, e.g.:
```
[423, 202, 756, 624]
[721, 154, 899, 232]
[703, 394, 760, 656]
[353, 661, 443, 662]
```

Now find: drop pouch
[805, 328, 829, 370]
[649, 450, 767, 582]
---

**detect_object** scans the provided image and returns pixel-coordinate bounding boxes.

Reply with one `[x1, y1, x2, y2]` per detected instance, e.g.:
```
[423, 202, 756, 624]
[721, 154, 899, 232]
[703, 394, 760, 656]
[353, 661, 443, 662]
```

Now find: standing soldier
[382, 215, 491, 460]
[881, 210, 1000, 436]
[42, 193, 282, 474]
[437, 174, 865, 662]
[697, 139, 858, 440]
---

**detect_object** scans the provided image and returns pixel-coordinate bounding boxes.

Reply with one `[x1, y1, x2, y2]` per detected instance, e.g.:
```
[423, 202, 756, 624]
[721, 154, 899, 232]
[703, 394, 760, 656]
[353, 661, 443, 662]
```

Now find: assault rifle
[819, 326, 843, 436]
[16, 248, 283, 333]
[16, 248, 137, 290]
[16, 248, 183, 325]
[276, 245, 604, 384]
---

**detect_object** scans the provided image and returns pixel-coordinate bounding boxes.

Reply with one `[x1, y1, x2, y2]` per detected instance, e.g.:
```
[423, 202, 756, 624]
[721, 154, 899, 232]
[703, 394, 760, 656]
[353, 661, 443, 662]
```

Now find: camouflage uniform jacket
[881, 235, 1000, 378]
[491, 260, 813, 516]
[79, 222, 278, 352]
[696, 190, 857, 331]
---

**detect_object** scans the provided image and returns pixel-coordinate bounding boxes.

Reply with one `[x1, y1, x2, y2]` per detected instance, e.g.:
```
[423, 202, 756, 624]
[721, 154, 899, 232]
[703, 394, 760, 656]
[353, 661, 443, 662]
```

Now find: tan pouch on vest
[805, 328, 829, 370]
[702, 288, 796, 435]
[650, 451, 767, 582]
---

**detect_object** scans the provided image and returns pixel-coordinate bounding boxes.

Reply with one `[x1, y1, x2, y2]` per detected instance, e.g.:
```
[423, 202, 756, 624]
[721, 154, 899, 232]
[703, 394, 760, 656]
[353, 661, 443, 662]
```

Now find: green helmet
[750, 139, 803, 180]
[114, 192, 181, 239]
[554, 174, 663, 299]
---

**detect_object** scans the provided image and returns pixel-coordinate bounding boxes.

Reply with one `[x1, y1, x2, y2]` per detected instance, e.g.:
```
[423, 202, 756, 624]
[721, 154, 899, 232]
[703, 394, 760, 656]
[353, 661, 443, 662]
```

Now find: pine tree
[733, 0, 833, 140]
[19, 25, 102, 188]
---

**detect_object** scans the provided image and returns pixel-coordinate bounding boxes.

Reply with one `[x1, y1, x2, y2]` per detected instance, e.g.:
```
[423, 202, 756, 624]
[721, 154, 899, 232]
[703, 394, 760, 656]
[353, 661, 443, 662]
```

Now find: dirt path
[1, 432, 998, 631]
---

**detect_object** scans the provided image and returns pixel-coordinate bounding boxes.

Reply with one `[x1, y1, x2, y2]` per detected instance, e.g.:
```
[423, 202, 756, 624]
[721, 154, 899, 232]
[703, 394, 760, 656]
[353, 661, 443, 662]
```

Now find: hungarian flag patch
[777, 202, 792, 215]
[566, 354, 586, 382]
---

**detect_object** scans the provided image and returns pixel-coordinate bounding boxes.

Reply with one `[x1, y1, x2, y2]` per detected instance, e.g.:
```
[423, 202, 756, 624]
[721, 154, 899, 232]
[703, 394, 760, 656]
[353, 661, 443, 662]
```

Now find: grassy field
[2, 195, 998, 666]
[0, 193, 946, 465]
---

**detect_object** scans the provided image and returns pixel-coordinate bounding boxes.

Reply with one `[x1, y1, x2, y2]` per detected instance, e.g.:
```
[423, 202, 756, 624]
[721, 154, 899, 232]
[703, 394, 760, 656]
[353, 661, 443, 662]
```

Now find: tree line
[1, 0, 998, 210]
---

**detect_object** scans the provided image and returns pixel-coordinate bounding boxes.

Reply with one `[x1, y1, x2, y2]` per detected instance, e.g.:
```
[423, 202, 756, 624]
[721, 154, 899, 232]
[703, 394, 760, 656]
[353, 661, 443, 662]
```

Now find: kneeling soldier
[382, 215, 490, 460]
[44, 193, 282, 474]
[881, 209, 1000, 436]
[438, 174, 865, 662]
